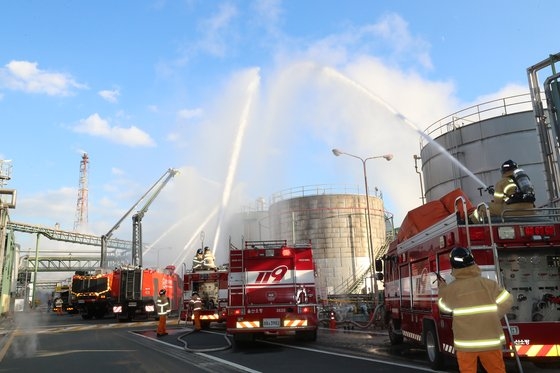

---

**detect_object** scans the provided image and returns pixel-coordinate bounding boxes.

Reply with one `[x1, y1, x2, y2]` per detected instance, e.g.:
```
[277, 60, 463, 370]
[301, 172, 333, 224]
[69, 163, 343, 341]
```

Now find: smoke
[9, 310, 40, 358]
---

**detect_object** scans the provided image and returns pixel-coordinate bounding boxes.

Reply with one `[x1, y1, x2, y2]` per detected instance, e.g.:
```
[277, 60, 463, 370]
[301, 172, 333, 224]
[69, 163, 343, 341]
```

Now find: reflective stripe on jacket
[156, 295, 171, 316]
[437, 264, 513, 352]
[190, 297, 202, 311]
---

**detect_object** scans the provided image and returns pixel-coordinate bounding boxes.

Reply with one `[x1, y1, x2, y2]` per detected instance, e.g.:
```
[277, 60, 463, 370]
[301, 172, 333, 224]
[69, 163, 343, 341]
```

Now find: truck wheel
[425, 324, 444, 370]
[82, 314, 92, 320]
[388, 319, 403, 345]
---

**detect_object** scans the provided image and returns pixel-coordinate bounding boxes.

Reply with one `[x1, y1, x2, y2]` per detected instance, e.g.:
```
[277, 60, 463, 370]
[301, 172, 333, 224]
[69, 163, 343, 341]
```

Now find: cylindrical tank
[421, 97, 547, 208]
[265, 185, 387, 300]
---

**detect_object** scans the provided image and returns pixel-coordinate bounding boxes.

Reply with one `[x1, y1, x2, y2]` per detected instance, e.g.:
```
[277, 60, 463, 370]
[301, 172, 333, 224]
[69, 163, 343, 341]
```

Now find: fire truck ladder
[229, 242, 245, 307]
[473, 203, 524, 373]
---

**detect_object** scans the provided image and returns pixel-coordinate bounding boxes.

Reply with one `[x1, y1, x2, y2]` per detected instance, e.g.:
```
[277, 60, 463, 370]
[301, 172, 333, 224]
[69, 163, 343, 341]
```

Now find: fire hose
[319, 303, 386, 330]
[177, 327, 233, 353]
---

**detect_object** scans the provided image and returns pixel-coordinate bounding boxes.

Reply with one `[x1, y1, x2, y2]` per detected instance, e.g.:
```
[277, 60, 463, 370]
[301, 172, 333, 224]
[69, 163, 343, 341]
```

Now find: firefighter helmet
[449, 247, 475, 268]
[196, 248, 203, 255]
[159, 289, 166, 295]
[501, 160, 518, 174]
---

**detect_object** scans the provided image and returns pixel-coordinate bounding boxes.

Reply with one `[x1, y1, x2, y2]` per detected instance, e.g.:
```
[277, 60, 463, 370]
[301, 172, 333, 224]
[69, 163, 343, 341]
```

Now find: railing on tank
[270, 184, 366, 204]
[422, 93, 537, 146]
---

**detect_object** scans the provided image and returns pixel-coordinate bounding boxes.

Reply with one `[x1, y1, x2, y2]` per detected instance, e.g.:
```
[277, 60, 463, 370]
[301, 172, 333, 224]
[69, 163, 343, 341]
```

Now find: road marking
[261, 340, 439, 372]
[0, 331, 16, 362]
[13, 321, 157, 335]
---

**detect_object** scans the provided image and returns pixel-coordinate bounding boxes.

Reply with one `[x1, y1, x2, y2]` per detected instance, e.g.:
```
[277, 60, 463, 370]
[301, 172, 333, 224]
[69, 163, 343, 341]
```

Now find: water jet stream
[172, 205, 219, 268]
[211, 70, 261, 254]
[322, 67, 488, 189]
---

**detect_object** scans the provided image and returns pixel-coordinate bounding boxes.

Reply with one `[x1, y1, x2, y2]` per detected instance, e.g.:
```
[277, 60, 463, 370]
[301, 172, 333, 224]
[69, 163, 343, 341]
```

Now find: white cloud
[251, 0, 284, 38]
[177, 108, 203, 120]
[111, 167, 124, 176]
[98, 88, 120, 103]
[0, 60, 86, 96]
[197, 3, 239, 57]
[72, 113, 156, 147]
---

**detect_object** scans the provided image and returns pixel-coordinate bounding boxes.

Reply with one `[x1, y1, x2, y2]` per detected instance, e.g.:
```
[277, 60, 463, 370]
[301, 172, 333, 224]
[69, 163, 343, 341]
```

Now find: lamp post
[332, 148, 393, 304]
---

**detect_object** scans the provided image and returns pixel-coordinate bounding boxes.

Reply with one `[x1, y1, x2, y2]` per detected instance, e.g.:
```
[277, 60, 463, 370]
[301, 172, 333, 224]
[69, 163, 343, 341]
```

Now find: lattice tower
[73, 153, 89, 231]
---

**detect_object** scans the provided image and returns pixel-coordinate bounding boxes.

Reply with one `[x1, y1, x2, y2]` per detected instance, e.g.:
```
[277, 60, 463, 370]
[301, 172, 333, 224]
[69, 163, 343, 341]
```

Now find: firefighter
[192, 248, 204, 271]
[437, 247, 513, 373]
[54, 297, 63, 315]
[156, 289, 171, 337]
[203, 246, 216, 270]
[189, 292, 202, 331]
[488, 159, 535, 217]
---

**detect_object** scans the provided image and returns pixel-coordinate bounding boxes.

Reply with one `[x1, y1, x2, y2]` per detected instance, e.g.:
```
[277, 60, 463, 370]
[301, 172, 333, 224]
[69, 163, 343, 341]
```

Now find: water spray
[172, 205, 219, 268]
[212, 69, 261, 252]
[322, 67, 488, 189]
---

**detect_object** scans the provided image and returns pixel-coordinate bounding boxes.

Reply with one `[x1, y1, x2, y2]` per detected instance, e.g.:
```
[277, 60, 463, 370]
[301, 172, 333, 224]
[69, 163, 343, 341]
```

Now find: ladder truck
[73, 168, 182, 320]
[111, 168, 181, 321]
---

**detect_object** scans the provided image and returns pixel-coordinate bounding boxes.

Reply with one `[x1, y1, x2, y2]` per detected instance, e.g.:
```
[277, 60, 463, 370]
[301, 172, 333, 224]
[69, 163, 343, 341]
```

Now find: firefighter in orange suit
[437, 247, 513, 373]
[189, 292, 202, 331]
[156, 289, 171, 337]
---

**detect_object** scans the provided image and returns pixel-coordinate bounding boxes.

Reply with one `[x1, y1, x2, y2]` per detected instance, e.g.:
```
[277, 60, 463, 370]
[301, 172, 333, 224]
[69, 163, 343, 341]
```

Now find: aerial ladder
[100, 168, 179, 268]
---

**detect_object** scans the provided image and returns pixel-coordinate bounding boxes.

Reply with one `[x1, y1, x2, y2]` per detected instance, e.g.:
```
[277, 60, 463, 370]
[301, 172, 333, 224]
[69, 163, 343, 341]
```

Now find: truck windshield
[72, 277, 108, 293]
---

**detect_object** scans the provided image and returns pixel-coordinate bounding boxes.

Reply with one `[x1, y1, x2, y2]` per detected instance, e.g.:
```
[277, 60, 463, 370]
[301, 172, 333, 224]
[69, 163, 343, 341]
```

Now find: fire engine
[52, 284, 78, 314]
[112, 265, 182, 321]
[226, 240, 319, 343]
[72, 265, 182, 320]
[379, 188, 560, 369]
[180, 264, 229, 329]
[71, 271, 115, 319]
[73, 168, 182, 321]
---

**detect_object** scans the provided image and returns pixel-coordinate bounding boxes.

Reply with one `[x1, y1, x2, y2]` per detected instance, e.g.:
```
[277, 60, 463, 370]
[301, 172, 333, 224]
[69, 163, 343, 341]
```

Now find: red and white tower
[73, 153, 89, 232]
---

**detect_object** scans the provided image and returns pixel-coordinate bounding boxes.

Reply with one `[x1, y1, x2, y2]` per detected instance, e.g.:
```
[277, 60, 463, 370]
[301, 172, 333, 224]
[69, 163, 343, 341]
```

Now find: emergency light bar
[497, 225, 555, 240]
[523, 225, 554, 236]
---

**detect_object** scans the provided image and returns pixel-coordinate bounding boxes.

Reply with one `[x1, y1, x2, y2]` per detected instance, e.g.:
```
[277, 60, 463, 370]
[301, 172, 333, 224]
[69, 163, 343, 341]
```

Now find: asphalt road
[0, 310, 554, 373]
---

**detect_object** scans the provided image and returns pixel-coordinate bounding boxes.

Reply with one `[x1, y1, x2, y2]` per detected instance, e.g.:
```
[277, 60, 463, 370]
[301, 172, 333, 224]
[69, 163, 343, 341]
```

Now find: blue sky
[1, 0, 557, 278]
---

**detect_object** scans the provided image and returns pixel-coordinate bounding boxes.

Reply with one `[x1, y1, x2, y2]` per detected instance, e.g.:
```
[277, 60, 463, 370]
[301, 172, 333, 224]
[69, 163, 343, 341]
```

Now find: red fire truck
[71, 265, 182, 321]
[112, 265, 182, 321]
[226, 240, 319, 343]
[180, 266, 229, 328]
[379, 188, 560, 369]
[71, 271, 115, 319]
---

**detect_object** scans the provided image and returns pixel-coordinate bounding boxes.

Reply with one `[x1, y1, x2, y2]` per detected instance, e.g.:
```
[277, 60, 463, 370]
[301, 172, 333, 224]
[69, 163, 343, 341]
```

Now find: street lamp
[332, 148, 393, 304]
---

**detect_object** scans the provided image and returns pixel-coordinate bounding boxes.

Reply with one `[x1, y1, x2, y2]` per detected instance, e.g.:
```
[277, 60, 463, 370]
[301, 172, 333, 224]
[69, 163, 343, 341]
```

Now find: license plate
[263, 318, 280, 328]
[128, 302, 137, 307]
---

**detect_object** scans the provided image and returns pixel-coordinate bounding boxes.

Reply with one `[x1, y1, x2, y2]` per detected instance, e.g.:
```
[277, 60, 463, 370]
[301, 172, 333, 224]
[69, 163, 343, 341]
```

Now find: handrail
[422, 93, 536, 146]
